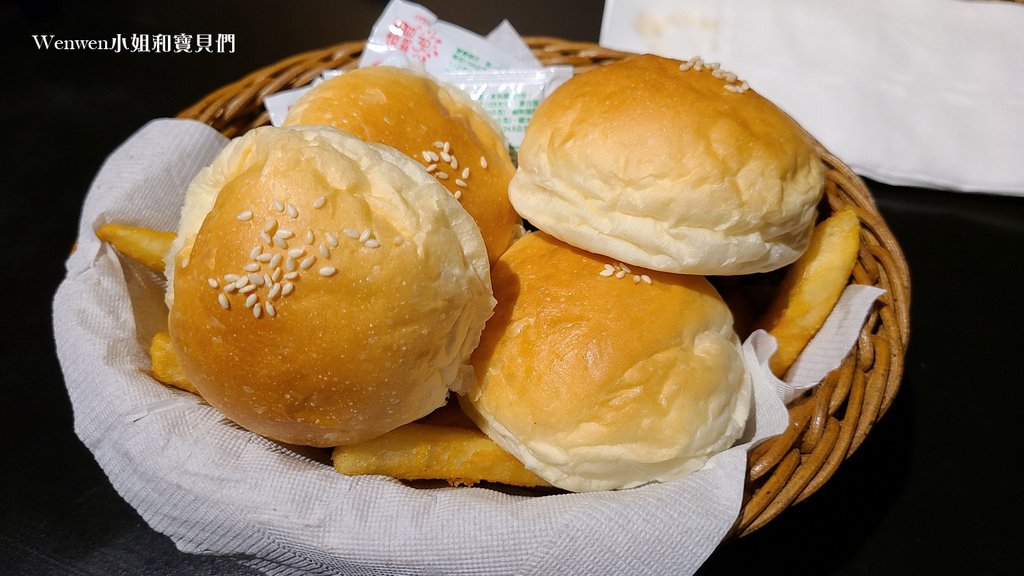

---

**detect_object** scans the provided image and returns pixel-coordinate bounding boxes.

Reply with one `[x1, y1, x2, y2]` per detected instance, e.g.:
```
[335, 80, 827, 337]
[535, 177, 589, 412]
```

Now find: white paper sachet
[54, 118, 886, 575]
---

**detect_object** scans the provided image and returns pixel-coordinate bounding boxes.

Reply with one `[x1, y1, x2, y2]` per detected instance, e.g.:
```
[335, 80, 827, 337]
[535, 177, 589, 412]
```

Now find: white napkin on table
[600, 0, 1024, 196]
[53, 119, 883, 576]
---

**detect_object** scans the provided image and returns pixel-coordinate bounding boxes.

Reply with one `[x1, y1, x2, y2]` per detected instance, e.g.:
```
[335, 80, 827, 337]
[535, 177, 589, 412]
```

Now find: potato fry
[756, 208, 861, 376]
[149, 332, 201, 395]
[332, 423, 549, 487]
[96, 223, 175, 274]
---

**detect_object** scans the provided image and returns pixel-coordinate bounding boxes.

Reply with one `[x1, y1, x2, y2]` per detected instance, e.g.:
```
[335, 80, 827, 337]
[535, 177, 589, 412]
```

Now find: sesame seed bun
[283, 66, 522, 264]
[166, 125, 494, 448]
[460, 232, 751, 492]
[509, 54, 825, 275]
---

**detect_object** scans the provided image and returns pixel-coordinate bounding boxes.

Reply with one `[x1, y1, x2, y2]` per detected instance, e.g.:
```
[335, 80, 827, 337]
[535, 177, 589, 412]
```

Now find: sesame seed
[440, 151, 451, 163]
[268, 283, 281, 299]
[181, 257, 189, 268]
[274, 236, 288, 249]
[239, 284, 256, 294]
[276, 229, 294, 239]
[263, 273, 272, 287]
[283, 271, 298, 280]
[288, 248, 305, 258]
[433, 141, 444, 149]
[312, 196, 326, 209]
[258, 253, 273, 263]
[242, 385, 255, 394]
[207, 278, 219, 289]
[393, 236, 404, 246]
[724, 84, 741, 93]
[364, 239, 381, 249]
[319, 244, 330, 258]
[319, 266, 337, 277]
[343, 228, 359, 239]
[260, 231, 272, 245]
[265, 301, 276, 317]
[615, 270, 626, 279]
[442, 141, 450, 155]
[325, 232, 339, 247]
[262, 218, 278, 234]
[599, 268, 614, 277]
[455, 179, 467, 187]
[461, 167, 470, 179]
[282, 282, 295, 297]
[633, 275, 641, 284]
[300, 256, 316, 270]
[453, 190, 462, 200]
[243, 262, 260, 272]
[425, 163, 437, 173]
[422, 151, 433, 163]
[272, 199, 284, 212]
[223, 274, 240, 282]
[358, 229, 371, 243]
[679, 62, 693, 71]
[253, 303, 262, 318]
[617, 262, 632, 273]
[285, 257, 297, 272]
[435, 172, 448, 180]
[603, 264, 615, 272]
[740, 81, 749, 91]
[707, 62, 720, 70]
[248, 273, 264, 286]
[268, 254, 282, 269]
[480, 156, 488, 169]
[245, 294, 258, 308]
[305, 229, 315, 245]
[725, 72, 737, 83]
[234, 276, 249, 289]
[711, 68, 725, 79]
[218, 294, 230, 309]
[428, 151, 439, 162]
[449, 156, 458, 170]
[271, 267, 282, 282]
[641, 274, 652, 285]
[236, 210, 253, 221]
[223, 283, 237, 293]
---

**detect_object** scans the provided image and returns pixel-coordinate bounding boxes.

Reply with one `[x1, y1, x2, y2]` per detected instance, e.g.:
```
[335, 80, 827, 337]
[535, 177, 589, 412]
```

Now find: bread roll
[509, 54, 825, 275]
[461, 232, 751, 491]
[284, 66, 522, 264]
[166, 125, 494, 447]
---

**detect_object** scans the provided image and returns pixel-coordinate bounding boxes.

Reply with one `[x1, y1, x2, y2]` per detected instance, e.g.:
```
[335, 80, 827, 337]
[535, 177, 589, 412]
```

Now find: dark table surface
[3, 1, 1022, 574]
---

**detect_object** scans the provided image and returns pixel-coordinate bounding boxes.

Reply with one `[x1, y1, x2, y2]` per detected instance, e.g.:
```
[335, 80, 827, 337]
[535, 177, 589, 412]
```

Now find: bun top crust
[167, 126, 494, 447]
[509, 54, 825, 275]
[461, 232, 751, 491]
[284, 66, 522, 264]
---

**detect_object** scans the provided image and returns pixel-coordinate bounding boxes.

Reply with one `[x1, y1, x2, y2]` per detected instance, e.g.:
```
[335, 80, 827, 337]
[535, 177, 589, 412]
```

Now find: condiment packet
[54, 118, 887, 576]
[265, 1, 568, 151]
[440, 66, 573, 150]
[359, 0, 537, 72]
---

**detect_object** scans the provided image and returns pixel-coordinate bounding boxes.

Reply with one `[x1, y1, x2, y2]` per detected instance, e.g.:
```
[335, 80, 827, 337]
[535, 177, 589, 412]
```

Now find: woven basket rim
[176, 37, 911, 538]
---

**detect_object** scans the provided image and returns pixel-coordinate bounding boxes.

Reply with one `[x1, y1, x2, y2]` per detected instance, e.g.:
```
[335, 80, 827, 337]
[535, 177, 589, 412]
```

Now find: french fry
[756, 208, 862, 377]
[149, 331, 201, 395]
[332, 423, 549, 487]
[96, 223, 175, 274]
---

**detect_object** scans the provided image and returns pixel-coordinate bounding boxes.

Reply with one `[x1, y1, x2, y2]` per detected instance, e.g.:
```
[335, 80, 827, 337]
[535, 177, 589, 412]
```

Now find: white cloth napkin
[53, 119, 883, 576]
[600, 0, 1024, 196]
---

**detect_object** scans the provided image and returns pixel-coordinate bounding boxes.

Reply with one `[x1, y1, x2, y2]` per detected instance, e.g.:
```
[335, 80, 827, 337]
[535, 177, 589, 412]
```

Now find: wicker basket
[178, 38, 911, 538]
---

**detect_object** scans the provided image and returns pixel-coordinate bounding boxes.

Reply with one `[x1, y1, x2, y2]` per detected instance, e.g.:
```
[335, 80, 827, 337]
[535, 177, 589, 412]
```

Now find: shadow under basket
[178, 38, 912, 539]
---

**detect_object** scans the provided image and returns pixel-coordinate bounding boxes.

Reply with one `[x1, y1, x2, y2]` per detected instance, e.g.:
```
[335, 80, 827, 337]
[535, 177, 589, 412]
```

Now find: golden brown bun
[167, 126, 494, 448]
[509, 54, 825, 275]
[461, 232, 751, 491]
[284, 66, 522, 264]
